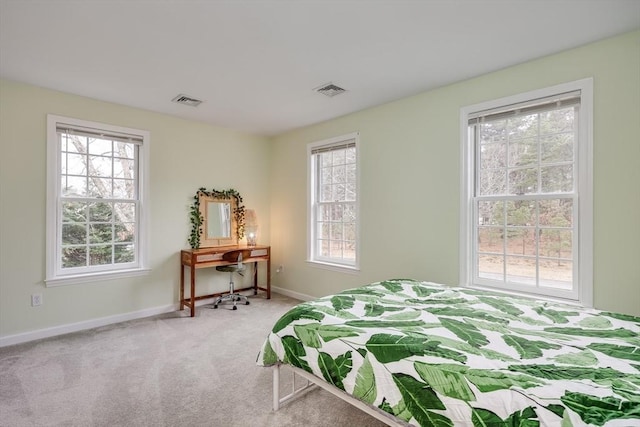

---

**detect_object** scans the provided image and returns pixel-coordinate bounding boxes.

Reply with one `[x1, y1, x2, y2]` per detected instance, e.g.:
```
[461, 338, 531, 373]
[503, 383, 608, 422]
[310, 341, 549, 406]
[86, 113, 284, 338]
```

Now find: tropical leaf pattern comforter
[256, 279, 640, 426]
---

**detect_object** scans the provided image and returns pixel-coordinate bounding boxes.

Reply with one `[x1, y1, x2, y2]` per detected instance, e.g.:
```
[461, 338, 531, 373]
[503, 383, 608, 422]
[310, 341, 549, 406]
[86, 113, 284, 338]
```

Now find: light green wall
[0, 80, 271, 337]
[269, 30, 640, 316]
[1, 31, 638, 341]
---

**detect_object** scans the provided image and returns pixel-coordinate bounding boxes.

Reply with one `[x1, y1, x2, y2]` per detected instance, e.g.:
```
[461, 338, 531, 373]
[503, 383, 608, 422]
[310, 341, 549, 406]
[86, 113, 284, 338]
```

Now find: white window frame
[307, 132, 360, 272]
[46, 115, 150, 286]
[460, 79, 593, 306]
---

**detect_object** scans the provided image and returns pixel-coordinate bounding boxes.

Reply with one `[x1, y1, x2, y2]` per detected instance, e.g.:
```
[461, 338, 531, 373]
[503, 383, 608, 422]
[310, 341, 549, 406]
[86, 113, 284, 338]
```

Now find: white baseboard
[271, 286, 315, 302]
[0, 302, 191, 348]
[0, 291, 310, 348]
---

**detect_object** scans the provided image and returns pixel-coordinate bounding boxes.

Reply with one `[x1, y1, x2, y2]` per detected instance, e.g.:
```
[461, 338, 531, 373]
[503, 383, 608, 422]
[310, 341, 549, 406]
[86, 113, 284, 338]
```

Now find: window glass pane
[541, 133, 573, 163]
[540, 230, 572, 260]
[506, 201, 535, 226]
[62, 201, 87, 222]
[89, 223, 113, 244]
[320, 204, 331, 221]
[343, 223, 356, 241]
[115, 224, 135, 243]
[64, 153, 87, 175]
[89, 245, 112, 266]
[62, 176, 87, 196]
[332, 165, 346, 183]
[539, 108, 574, 133]
[345, 183, 356, 201]
[331, 204, 343, 220]
[478, 227, 503, 254]
[62, 224, 86, 245]
[479, 169, 506, 195]
[114, 244, 135, 263]
[62, 247, 86, 268]
[320, 184, 332, 202]
[539, 199, 572, 227]
[540, 260, 572, 290]
[334, 183, 346, 201]
[89, 201, 113, 222]
[330, 223, 343, 241]
[480, 119, 507, 145]
[477, 201, 502, 226]
[541, 165, 572, 193]
[345, 147, 356, 163]
[344, 241, 356, 261]
[478, 254, 503, 281]
[506, 228, 536, 256]
[89, 177, 112, 198]
[319, 239, 330, 257]
[115, 141, 135, 160]
[88, 138, 113, 155]
[508, 114, 538, 139]
[113, 156, 135, 179]
[88, 155, 112, 177]
[320, 152, 332, 168]
[62, 135, 86, 153]
[346, 164, 356, 182]
[329, 240, 343, 258]
[343, 204, 356, 222]
[480, 142, 506, 170]
[332, 149, 345, 165]
[321, 167, 332, 185]
[509, 138, 538, 168]
[505, 256, 536, 286]
[319, 222, 330, 240]
[508, 168, 537, 194]
[113, 179, 135, 199]
[114, 202, 135, 223]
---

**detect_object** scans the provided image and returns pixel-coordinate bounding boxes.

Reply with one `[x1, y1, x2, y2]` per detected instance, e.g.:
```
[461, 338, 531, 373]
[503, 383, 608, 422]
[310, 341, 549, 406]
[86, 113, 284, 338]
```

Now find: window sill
[306, 260, 360, 274]
[466, 283, 587, 308]
[45, 268, 151, 287]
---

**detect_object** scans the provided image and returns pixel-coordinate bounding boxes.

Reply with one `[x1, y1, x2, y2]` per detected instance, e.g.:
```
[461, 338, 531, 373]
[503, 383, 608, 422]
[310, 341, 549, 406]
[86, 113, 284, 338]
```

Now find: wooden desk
[180, 245, 270, 317]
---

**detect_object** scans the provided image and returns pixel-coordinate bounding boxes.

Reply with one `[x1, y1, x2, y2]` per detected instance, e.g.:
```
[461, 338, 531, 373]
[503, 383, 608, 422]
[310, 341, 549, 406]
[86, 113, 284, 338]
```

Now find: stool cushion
[216, 265, 245, 273]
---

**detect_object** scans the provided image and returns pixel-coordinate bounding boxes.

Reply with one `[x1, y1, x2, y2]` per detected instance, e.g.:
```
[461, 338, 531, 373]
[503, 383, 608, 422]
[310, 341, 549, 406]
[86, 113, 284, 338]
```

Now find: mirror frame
[189, 188, 245, 249]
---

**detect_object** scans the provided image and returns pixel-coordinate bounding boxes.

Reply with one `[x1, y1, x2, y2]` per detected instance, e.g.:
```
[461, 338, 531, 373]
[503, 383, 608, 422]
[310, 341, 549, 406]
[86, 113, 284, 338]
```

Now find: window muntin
[462, 80, 592, 304]
[308, 133, 359, 269]
[47, 116, 149, 285]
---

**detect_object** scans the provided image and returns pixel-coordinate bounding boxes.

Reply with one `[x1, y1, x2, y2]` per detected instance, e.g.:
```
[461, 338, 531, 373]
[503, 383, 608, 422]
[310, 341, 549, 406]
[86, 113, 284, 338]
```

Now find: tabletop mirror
[189, 188, 245, 248]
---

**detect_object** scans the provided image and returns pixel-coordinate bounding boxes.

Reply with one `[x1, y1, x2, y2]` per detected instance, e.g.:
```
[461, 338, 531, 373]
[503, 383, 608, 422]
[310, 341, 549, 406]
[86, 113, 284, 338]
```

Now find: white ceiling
[1, 1, 639, 136]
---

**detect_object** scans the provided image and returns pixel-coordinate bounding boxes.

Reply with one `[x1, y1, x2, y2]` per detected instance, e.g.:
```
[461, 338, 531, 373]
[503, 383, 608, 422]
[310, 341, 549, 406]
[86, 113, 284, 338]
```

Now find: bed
[256, 279, 640, 426]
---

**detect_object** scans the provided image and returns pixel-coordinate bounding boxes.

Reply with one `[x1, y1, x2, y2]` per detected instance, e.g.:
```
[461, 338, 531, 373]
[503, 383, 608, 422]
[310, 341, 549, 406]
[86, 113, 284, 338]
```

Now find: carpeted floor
[0, 292, 389, 427]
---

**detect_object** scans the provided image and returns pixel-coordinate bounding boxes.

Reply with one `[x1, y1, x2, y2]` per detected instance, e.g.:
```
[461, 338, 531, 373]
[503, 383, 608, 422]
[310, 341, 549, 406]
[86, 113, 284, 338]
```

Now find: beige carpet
[0, 293, 388, 427]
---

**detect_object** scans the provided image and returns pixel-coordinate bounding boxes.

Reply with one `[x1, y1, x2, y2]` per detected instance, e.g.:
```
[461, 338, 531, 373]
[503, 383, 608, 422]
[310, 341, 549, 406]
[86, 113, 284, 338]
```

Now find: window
[308, 132, 359, 270]
[460, 79, 592, 304]
[46, 115, 150, 286]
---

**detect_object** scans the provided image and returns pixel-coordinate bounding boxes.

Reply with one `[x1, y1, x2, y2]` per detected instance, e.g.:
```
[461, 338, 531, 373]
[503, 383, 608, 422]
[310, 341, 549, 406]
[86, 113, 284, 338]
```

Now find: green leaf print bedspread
[257, 279, 640, 426]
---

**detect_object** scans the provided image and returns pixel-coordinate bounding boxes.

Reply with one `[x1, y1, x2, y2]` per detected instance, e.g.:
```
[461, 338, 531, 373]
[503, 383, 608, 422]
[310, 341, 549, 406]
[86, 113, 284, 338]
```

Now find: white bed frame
[272, 364, 408, 427]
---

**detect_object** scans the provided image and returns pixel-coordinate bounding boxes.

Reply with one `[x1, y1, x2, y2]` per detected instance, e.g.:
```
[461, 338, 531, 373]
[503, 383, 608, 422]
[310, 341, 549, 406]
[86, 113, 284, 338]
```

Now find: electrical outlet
[31, 294, 42, 307]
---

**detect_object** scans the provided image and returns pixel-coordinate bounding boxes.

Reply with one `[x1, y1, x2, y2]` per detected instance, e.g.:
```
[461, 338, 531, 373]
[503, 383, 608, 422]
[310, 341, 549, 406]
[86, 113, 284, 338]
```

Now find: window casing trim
[459, 79, 593, 306]
[307, 132, 360, 271]
[45, 115, 150, 286]
[45, 267, 152, 287]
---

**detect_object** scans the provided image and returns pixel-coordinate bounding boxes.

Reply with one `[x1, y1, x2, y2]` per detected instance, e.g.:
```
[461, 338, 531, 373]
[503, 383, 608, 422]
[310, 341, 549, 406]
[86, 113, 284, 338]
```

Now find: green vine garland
[189, 187, 245, 249]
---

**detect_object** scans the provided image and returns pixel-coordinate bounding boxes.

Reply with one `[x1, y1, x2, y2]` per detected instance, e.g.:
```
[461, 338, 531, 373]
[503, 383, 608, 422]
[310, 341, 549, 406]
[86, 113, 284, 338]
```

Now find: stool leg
[230, 272, 237, 310]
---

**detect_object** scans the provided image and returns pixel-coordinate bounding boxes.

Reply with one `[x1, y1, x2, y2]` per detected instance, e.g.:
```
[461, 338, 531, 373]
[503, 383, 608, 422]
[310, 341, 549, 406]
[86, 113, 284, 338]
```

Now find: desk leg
[267, 257, 271, 299]
[179, 263, 185, 311]
[253, 263, 258, 295]
[190, 264, 196, 317]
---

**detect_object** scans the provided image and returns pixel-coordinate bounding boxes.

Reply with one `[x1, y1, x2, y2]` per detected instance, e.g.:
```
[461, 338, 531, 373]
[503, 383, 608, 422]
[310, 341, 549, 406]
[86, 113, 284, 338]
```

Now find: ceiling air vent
[314, 83, 347, 97]
[171, 94, 203, 107]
